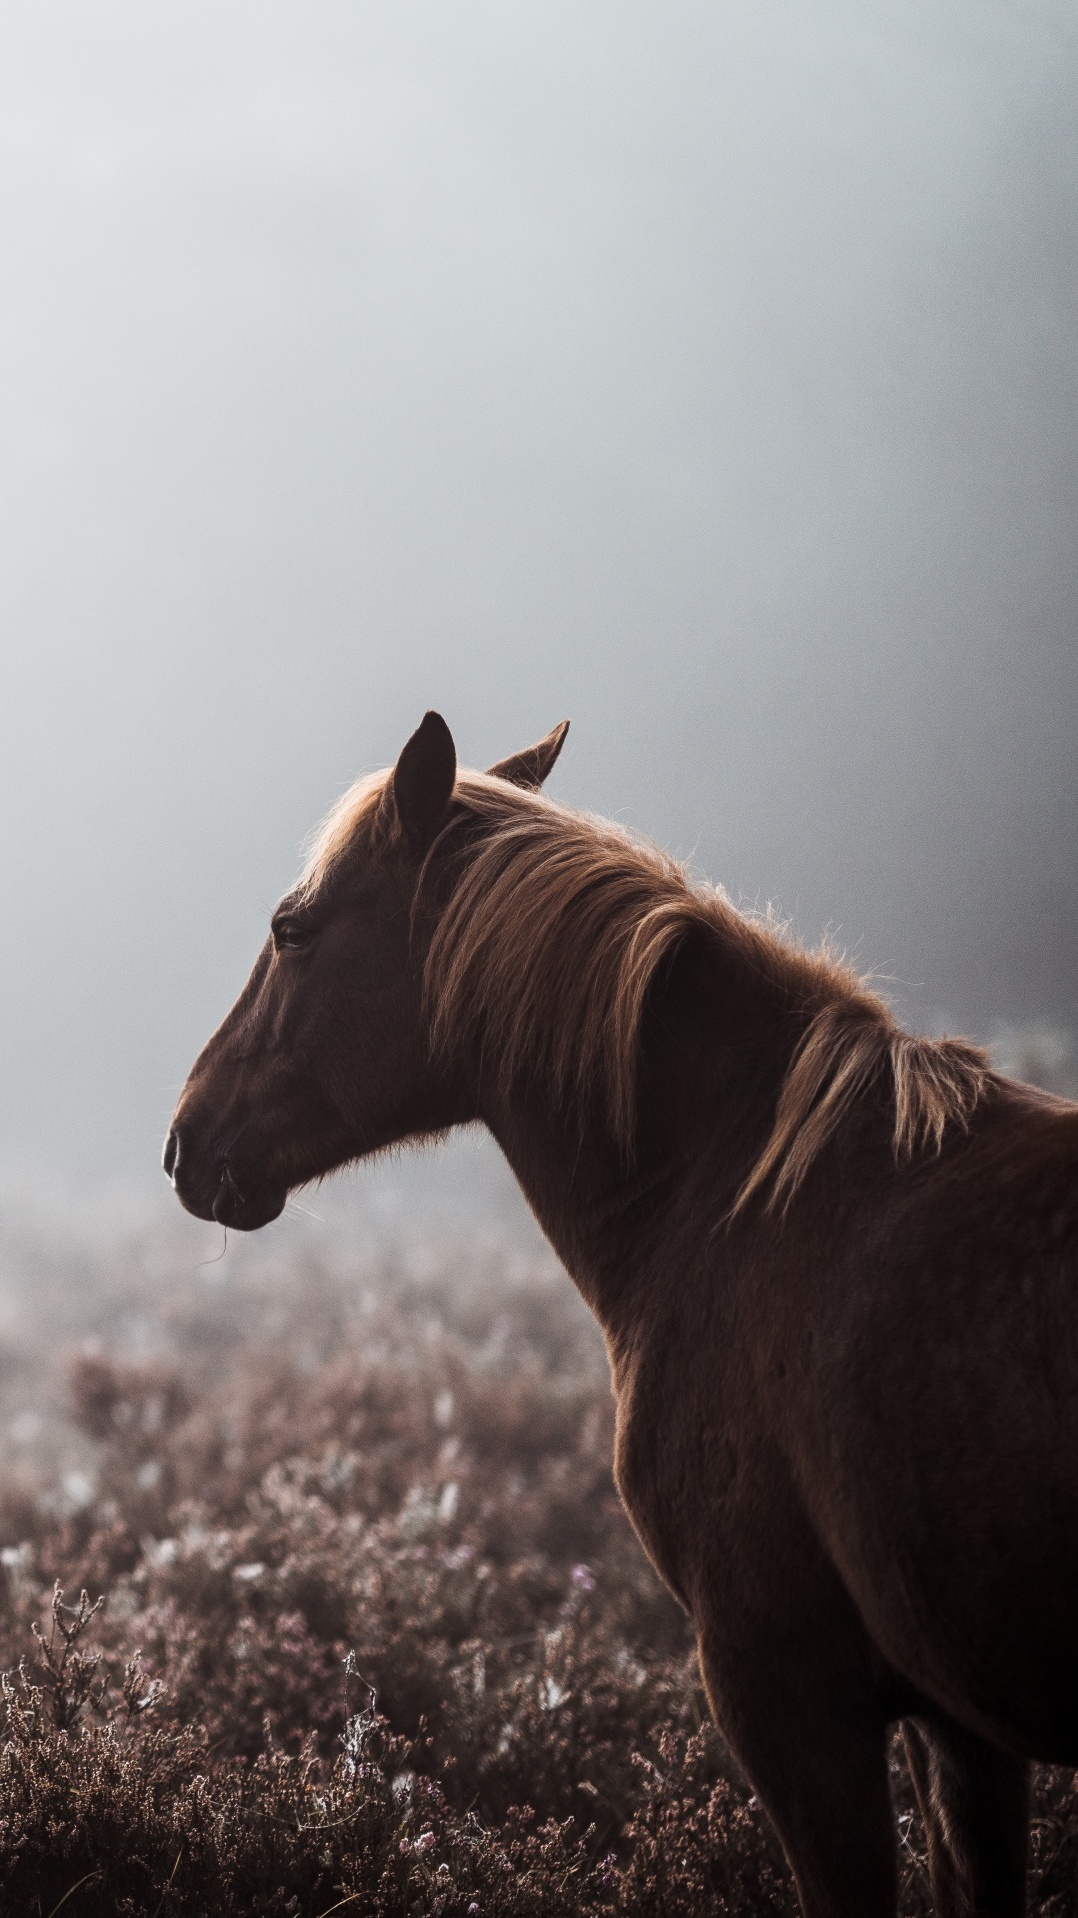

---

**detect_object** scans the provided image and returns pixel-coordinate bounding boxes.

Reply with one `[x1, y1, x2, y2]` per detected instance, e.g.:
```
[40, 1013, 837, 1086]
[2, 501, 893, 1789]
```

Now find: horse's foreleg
[902, 1716, 1029, 1917]
[696, 1625, 897, 1918]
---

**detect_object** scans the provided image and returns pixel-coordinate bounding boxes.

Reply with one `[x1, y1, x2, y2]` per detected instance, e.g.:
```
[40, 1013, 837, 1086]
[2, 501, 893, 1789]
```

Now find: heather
[0, 1205, 1076, 1913]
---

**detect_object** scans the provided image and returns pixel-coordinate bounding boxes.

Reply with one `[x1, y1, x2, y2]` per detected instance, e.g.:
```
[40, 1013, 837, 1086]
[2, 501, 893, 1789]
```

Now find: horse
[165, 711, 1078, 1918]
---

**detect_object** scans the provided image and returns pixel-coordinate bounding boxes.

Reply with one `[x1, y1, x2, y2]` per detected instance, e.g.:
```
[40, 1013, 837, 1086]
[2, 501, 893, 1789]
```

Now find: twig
[45, 1871, 101, 1918]
[149, 1844, 185, 1918]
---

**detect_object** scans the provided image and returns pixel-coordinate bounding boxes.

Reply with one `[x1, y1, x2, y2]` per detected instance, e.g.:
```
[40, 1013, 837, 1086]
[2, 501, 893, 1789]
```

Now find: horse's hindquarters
[796, 1320, 1078, 1761]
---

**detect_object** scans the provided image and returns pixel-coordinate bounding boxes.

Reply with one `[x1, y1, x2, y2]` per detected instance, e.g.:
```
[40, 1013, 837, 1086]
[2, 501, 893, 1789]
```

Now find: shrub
[0, 1232, 1075, 1911]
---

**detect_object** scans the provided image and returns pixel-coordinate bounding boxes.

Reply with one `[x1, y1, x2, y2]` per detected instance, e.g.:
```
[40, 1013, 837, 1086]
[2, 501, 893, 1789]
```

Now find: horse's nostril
[162, 1128, 179, 1180]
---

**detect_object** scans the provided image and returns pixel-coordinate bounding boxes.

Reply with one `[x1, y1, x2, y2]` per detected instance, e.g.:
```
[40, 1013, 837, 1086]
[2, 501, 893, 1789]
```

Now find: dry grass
[0, 1179, 1076, 1912]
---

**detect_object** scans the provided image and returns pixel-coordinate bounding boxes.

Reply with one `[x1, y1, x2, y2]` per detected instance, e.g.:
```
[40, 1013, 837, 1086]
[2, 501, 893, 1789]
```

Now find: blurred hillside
[0, 1209, 1074, 1907]
[0, 1022, 1074, 1909]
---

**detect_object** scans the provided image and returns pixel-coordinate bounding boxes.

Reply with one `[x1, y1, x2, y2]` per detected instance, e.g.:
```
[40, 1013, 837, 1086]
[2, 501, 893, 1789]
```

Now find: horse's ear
[487, 719, 569, 791]
[388, 711, 457, 846]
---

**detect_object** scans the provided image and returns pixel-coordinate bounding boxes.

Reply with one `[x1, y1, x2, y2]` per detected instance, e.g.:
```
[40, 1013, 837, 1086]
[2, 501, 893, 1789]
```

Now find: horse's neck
[480, 934, 793, 1345]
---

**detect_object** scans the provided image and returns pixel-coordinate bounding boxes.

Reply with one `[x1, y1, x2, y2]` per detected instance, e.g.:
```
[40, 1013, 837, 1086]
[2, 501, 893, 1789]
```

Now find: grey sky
[1, 0, 1075, 1185]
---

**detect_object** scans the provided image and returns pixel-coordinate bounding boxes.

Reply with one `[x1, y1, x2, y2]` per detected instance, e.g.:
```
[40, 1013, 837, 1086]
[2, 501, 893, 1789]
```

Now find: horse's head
[163, 712, 568, 1230]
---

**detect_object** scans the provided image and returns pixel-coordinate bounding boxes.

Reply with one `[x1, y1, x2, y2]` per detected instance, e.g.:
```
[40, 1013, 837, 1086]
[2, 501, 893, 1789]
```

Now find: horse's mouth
[210, 1167, 287, 1231]
[163, 1129, 287, 1232]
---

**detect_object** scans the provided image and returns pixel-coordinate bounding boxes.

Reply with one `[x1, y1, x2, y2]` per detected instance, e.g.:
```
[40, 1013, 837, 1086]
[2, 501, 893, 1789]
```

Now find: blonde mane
[308, 768, 990, 1214]
[297, 770, 388, 897]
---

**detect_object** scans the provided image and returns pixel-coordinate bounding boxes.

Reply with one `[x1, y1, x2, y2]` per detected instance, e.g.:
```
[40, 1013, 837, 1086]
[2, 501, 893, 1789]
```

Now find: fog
[1, 0, 1075, 1205]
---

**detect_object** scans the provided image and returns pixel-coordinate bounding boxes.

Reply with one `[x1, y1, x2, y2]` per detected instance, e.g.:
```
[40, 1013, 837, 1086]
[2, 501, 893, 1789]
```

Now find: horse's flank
[300, 765, 991, 1215]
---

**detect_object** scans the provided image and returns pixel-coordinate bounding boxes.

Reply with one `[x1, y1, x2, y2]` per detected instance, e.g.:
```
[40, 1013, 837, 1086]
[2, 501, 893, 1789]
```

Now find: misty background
[1, 0, 1076, 1232]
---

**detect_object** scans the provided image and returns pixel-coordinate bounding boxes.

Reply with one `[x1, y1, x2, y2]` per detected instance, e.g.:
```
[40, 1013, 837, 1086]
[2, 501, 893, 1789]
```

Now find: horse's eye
[272, 918, 315, 954]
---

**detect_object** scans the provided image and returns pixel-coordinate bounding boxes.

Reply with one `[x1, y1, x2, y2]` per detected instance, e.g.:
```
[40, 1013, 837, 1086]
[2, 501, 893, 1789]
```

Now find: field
[1, 1101, 1077, 1915]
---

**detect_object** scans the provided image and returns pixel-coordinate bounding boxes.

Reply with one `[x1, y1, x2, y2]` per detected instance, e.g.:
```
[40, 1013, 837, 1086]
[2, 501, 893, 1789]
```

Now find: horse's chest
[610, 1350, 754, 1602]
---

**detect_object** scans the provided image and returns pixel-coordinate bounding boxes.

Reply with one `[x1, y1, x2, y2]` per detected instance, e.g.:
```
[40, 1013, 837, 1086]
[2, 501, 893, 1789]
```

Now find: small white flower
[142, 1537, 178, 1569]
[62, 1470, 95, 1511]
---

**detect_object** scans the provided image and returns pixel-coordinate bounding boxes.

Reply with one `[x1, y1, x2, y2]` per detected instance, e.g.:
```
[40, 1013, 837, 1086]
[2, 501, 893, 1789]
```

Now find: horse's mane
[305, 769, 990, 1214]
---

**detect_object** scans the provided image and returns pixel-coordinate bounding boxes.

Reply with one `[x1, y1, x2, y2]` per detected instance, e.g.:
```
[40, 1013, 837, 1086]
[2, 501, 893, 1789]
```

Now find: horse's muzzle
[163, 1127, 286, 1232]
[162, 1127, 180, 1181]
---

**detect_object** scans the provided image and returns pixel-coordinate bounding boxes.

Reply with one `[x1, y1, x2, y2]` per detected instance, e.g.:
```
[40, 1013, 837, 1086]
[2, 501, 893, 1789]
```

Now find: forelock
[296, 770, 390, 900]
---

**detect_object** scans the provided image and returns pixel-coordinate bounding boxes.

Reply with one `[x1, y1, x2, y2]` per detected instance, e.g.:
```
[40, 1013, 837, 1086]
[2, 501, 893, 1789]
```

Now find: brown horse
[166, 713, 1078, 1918]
